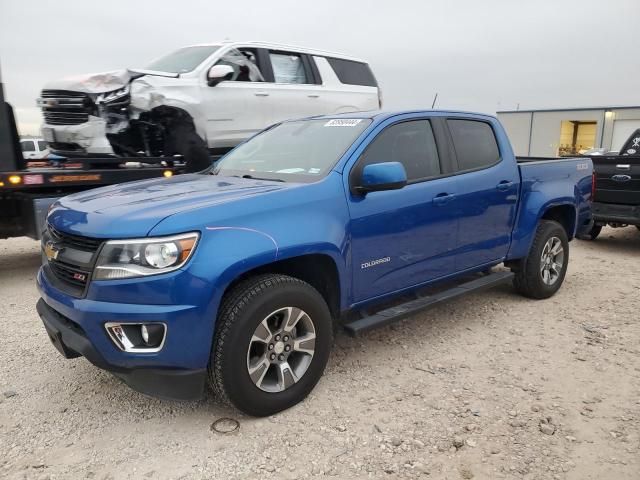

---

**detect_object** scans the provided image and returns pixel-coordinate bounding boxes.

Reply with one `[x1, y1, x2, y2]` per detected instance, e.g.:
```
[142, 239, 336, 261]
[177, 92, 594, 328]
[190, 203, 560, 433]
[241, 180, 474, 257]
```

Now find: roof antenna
[431, 93, 439, 109]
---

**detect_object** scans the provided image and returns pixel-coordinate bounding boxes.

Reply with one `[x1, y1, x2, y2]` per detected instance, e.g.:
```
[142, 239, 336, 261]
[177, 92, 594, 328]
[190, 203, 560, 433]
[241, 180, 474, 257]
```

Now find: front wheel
[209, 274, 333, 416]
[513, 220, 569, 299]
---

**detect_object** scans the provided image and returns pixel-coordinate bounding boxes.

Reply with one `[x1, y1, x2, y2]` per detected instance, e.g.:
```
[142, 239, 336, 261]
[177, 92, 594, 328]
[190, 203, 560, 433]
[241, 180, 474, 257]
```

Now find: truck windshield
[213, 119, 372, 182]
[145, 45, 220, 73]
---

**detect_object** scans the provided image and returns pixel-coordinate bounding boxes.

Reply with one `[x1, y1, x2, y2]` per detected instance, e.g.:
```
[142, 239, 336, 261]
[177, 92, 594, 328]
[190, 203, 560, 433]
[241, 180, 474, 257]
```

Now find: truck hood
[48, 174, 297, 238]
[42, 69, 177, 94]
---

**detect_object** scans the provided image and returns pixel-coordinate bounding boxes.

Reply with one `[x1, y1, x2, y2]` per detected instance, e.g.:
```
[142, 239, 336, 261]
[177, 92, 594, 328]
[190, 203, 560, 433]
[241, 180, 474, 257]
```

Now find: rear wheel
[582, 224, 602, 240]
[209, 274, 332, 416]
[513, 220, 569, 299]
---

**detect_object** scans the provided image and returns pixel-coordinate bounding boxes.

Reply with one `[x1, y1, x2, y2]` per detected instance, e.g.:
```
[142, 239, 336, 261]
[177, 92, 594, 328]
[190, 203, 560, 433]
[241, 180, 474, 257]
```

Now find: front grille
[43, 111, 89, 125]
[44, 224, 104, 296]
[48, 224, 103, 252]
[49, 260, 91, 288]
[40, 89, 94, 126]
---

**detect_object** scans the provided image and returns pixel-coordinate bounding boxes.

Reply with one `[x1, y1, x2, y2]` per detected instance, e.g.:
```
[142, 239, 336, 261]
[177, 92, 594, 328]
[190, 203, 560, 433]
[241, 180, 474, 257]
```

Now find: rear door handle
[496, 181, 514, 191]
[433, 193, 456, 206]
[308, 94, 320, 98]
[254, 91, 269, 97]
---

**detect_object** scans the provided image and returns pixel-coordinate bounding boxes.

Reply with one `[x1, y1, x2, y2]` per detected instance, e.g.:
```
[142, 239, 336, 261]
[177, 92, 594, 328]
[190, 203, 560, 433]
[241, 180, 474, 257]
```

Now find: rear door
[446, 118, 520, 271]
[254, 49, 325, 122]
[348, 117, 459, 303]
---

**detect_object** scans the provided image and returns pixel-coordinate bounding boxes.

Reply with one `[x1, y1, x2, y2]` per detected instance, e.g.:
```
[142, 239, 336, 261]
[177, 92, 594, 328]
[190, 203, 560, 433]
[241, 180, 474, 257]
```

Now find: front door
[348, 118, 459, 303]
[201, 47, 271, 149]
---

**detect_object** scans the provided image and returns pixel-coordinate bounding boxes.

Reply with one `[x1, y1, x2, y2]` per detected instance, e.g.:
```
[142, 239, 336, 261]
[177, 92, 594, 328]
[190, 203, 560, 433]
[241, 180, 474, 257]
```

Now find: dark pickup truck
[584, 130, 640, 240]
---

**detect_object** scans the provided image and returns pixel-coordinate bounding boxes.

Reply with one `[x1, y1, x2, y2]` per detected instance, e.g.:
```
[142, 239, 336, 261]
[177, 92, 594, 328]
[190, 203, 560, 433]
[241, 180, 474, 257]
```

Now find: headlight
[96, 85, 130, 104]
[94, 232, 199, 280]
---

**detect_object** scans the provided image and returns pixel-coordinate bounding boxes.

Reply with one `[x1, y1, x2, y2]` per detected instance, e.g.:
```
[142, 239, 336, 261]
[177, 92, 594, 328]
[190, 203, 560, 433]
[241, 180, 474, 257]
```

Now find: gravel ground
[1, 227, 639, 480]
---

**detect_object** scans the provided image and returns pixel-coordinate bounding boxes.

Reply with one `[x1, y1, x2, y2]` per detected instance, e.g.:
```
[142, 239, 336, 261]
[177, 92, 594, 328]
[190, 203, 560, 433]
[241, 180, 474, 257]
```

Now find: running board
[343, 270, 514, 336]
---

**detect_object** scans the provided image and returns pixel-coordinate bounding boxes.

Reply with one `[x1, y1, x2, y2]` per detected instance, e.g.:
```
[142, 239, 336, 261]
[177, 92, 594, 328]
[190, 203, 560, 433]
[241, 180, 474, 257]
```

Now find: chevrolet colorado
[36, 110, 593, 416]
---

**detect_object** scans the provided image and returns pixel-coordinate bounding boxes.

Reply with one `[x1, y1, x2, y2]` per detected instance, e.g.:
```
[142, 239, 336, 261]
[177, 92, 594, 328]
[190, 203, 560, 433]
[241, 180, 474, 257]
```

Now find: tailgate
[592, 155, 640, 205]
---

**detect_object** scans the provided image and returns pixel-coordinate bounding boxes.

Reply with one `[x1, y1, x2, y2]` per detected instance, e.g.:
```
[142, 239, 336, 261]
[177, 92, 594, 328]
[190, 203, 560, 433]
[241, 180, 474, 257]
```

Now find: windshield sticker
[324, 119, 363, 127]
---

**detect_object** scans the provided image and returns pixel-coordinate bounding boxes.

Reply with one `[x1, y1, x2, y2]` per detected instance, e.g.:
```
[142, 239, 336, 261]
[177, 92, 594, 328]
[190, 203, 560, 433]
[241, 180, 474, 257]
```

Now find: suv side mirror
[207, 65, 234, 86]
[355, 162, 407, 194]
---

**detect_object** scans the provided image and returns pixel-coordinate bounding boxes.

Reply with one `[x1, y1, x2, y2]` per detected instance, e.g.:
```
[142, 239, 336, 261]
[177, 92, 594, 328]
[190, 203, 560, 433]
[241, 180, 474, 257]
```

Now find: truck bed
[507, 155, 593, 259]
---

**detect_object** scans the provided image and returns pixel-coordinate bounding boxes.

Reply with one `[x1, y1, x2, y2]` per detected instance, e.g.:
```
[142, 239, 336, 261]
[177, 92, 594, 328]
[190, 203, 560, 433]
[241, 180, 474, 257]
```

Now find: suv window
[215, 48, 264, 82]
[448, 120, 500, 171]
[21, 140, 35, 152]
[326, 58, 377, 87]
[38, 141, 47, 151]
[269, 52, 309, 84]
[359, 120, 441, 181]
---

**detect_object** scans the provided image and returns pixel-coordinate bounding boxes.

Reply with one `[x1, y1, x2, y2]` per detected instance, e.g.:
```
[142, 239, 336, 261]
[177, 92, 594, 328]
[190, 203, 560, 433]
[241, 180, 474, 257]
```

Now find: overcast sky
[1, 0, 639, 135]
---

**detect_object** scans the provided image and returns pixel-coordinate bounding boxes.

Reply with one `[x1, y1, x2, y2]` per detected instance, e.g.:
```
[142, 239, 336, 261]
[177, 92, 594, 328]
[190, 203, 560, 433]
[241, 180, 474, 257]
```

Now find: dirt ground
[1, 227, 639, 480]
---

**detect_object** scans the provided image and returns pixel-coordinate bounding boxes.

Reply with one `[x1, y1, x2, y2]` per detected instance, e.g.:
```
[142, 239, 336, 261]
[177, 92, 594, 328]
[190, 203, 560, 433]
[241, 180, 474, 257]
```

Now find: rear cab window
[357, 120, 441, 182]
[325, 57, 377, 87]
[21, 140, 35, 152]
[447, 119, 501, 171]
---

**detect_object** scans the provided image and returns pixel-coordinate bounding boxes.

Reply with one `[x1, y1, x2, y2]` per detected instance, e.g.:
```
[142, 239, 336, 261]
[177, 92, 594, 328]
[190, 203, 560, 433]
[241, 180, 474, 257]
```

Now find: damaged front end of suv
[38, 70, 206, 162]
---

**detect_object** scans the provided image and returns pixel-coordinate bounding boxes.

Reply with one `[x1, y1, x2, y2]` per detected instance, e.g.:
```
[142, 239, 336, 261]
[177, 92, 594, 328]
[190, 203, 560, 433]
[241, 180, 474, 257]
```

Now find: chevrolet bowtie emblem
[44, 241, 62, 261]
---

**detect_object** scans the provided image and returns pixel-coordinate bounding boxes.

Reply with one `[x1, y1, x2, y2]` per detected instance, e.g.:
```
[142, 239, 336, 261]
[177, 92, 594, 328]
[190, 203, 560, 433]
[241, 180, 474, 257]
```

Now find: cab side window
[21, 140, 35, 152]
[269, 52, 309, 84]
[448, 119, 500, 171]
[38, 141, 48, 151]
[215, 48, 264, 82]
[360, 120, 441, 181]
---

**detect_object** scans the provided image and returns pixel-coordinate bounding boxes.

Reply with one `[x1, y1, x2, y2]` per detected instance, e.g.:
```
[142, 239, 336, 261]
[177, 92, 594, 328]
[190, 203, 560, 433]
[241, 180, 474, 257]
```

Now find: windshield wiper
[240, 174, 285, 182]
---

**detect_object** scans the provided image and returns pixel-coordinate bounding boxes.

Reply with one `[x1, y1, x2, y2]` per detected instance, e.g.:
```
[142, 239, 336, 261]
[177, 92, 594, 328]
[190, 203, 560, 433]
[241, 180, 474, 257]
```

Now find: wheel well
[223, 254, 341, 320]
[541, 205, 576, 239]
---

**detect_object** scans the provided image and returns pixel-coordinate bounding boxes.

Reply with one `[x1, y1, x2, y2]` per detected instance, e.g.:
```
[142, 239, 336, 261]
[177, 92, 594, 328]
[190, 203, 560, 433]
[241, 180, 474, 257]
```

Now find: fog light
[105, 322, 166, 353]
[141, 324, 164, 347]
[8, 175, 21, 185]
[163, 170, 173, 178]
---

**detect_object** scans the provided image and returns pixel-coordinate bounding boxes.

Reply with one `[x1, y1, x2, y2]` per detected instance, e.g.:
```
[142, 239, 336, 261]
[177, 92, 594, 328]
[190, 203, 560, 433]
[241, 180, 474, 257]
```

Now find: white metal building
[497, 106, 640, 157]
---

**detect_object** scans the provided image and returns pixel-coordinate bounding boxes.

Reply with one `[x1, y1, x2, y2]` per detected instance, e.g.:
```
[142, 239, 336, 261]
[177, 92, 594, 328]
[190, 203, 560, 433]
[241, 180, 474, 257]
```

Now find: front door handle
[308, 94, 320, 98]
[496, 181, 514, 191]
[433, 193, 456, 206]
[254, 91, 269, 97]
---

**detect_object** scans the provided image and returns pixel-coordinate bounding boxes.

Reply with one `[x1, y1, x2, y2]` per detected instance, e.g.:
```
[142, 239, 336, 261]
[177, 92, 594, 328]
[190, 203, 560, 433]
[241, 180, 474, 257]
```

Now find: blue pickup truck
[36, 110, 593, 416]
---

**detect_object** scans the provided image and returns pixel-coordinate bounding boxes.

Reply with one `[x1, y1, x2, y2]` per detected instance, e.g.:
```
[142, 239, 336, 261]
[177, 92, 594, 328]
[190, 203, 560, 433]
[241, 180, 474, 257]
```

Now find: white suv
[20, 138, 49, 160]
[38, 41, 381, 170]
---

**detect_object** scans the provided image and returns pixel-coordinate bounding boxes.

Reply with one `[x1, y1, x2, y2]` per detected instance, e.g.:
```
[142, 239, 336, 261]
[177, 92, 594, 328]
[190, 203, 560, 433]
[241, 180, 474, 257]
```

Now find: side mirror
[207, 65, 234, 86]
[355, 162, 407, 194]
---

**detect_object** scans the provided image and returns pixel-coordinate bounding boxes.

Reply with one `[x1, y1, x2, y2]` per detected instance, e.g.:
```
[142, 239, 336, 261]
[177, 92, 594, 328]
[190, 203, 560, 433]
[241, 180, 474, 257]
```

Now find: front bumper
[36, 267, 213, 401]
[36, 298, 206, 401]
[42, 117, 115, 156]
[592, 202, 640, 226]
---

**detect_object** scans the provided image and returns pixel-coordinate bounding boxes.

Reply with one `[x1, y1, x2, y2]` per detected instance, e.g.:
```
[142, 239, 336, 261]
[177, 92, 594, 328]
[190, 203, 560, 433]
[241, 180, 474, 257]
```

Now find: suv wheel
[209, 274, 332, 416]
[513, 220, 569, 299]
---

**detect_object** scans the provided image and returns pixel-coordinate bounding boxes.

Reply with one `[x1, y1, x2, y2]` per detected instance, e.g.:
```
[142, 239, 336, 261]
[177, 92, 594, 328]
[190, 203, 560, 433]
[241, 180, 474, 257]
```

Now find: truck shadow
[586, 227, 640, 254]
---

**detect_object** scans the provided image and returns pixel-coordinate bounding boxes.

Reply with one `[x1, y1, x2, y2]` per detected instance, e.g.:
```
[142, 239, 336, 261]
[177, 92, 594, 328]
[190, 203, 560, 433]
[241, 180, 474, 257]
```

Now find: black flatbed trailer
[0, 78, 189, 240]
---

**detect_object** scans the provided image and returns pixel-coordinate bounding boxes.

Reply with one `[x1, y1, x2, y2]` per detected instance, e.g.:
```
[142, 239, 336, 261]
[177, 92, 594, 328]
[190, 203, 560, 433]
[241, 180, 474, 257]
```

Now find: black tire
[160, 111, 211, 173]
[583, 224, 602, 240]
[513, 220, 569, 299]
[636, 225, 640, 232]
[209, 274, 333, 416]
